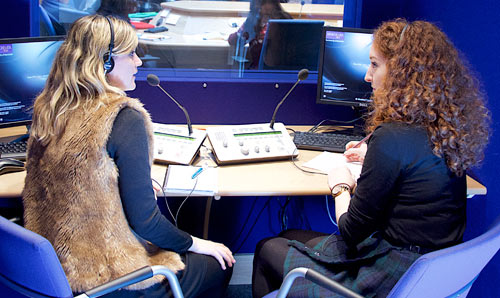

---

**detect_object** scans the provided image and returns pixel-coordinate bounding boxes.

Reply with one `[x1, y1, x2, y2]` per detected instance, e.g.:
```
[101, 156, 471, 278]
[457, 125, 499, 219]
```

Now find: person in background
[23, 15, 234, 298]
[228, 0, 292, 69]
[97, 0, 137, 22]
[252, 19, 490, 297]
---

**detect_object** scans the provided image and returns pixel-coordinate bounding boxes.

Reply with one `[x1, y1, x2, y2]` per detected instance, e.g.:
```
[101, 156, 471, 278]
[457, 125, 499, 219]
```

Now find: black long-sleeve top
[338, 122, 467, 250]
[106, 107, 193, 253]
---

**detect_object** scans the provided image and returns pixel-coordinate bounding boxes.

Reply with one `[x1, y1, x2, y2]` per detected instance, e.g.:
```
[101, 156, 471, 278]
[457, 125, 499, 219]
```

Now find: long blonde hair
[31, 14, 138, 145]
[366, 19, 490, 176]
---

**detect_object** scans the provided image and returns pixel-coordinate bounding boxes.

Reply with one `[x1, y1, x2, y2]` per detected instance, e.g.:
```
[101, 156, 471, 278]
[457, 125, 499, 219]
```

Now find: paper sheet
[302, 152, 363, 181]
[138, 33, 170, 41]
[164, 13, 180, 25]
[164, 165, 218, 196]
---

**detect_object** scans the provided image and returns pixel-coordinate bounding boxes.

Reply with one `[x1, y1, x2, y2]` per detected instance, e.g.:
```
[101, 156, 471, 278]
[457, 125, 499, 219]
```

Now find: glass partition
[39, 0, 344, 80]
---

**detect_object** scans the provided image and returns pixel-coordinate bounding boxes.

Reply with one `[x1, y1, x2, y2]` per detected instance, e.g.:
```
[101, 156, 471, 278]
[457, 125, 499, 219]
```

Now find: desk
[138, 1, 343, 69]
[160, 1, 344, 25]
[139, 15, 246, 69]
[2, 125, 487, 198]
[0, 125, 488, 237]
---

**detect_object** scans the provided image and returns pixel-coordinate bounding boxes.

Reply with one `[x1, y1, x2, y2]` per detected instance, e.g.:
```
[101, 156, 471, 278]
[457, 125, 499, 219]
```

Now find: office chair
[264, 215, 500, 298]
[258, 20, 324, 71]
[0, 216, 184, 298]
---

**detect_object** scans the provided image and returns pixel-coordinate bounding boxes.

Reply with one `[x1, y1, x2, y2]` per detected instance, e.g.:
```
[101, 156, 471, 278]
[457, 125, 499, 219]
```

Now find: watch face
[332, 184, 350, 196]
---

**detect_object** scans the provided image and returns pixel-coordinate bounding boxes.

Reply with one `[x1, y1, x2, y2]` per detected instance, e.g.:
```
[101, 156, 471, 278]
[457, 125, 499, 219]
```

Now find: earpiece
[103, 16, 115, 73]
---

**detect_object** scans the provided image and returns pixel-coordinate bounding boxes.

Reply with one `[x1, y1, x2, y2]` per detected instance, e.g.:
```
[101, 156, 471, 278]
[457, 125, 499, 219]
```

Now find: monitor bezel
[315, 26, 374, 109]
[0, 35, 65, 129]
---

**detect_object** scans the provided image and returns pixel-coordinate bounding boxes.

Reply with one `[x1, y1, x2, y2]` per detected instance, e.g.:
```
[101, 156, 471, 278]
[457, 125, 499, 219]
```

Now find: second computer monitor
[0, 36, 63, 128]
[258, 19, 324, 71]
[316, 27, 373, 108]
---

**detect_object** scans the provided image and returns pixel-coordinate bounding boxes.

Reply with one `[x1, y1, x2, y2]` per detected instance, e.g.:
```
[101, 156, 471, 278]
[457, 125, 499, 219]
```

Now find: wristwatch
[331, 183, 351, 198]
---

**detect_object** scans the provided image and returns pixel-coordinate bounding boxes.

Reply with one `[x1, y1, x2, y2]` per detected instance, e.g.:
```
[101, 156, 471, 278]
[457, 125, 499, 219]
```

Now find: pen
[191, 167, 204, 179]
[351, 132, 373, 149]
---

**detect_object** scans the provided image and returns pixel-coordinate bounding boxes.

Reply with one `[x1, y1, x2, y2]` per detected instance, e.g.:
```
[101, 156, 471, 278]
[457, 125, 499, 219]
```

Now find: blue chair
[265, 216, 500, 298]
[0, 216, 184, 298]
[258, 19, 324, 71]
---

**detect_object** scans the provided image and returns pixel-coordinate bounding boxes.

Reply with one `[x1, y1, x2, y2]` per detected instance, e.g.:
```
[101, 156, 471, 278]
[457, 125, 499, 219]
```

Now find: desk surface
[161, 1, 344, 21]
[0, 125, 487, 199]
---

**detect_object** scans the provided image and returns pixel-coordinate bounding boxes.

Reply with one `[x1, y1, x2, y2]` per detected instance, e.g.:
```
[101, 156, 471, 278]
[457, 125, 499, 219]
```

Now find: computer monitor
[316, 27, 373, 108]
[258, 19, 324, 71]
[0, 36, 64, 128]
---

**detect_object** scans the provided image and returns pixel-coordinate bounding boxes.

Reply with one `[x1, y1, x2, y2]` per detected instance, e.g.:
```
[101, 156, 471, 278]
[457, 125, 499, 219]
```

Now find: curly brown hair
[366, 19, 490, 176]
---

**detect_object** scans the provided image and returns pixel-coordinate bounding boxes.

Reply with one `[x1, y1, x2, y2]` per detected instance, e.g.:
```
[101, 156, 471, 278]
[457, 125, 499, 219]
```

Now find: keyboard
[0, 140, 27, 160]
[293, 131, 364, 153]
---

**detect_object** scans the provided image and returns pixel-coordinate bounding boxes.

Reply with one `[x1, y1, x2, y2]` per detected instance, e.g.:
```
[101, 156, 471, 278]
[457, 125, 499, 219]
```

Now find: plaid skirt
[283, 233, 421, 297]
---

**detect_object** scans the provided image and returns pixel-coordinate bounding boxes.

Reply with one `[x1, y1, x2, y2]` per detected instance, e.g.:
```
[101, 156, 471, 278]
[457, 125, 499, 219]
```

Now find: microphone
[298, 0, 305, 19]
[269, 69, 309, 129]
[147, 74, 193, 135]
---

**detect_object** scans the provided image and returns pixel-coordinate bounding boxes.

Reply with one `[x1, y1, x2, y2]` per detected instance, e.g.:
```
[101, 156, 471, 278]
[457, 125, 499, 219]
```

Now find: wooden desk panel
[0, 126, 487, 199]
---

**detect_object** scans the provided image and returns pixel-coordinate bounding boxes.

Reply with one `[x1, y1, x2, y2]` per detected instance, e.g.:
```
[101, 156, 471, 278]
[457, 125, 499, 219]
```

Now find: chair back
[258, 19, 324, 70]
[387, 217, 500, 297]
[0, 216, 73, 298]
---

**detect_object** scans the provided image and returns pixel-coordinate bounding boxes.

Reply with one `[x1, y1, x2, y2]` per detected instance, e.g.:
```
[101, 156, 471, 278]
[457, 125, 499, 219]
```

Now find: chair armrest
[74, 265, 183, 298]
[275, 267, 364, 298]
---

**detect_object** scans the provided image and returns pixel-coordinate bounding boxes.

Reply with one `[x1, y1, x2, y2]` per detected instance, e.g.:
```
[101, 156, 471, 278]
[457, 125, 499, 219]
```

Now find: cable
[230, 197, 258, 248]
[277, 197, 291, 231]
[309, 117, 365, 133]
[234, 197, 271, 253]
[159, 166, 199, 227]
[152, 177, 176, 221]
[174, 176, 199, 227]
[290, 147, 327, 175]
[325, 195, 338, 229]
[160, 168, 177, 222]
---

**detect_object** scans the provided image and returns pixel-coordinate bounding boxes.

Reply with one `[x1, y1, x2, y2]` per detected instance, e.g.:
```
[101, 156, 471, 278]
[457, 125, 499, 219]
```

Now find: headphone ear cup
[103, 53, 115, 73]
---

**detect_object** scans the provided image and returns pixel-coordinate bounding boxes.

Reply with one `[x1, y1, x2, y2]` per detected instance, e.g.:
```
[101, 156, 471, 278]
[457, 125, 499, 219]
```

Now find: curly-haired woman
[252, 19, 490, 297]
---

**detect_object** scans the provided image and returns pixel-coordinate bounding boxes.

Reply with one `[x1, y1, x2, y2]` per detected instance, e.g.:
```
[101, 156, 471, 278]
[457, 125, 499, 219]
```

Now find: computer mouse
[0, 158, 25, 175]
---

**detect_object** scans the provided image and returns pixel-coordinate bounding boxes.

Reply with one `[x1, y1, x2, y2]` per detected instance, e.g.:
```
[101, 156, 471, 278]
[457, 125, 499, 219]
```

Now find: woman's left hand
[188, 236, 236, 270]
[327, 164, 355, 191]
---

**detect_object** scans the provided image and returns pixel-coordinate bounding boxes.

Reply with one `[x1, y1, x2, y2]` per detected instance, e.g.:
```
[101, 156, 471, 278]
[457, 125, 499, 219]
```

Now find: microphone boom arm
[269, 79, 301, 129]
[157, 84, 193, 135]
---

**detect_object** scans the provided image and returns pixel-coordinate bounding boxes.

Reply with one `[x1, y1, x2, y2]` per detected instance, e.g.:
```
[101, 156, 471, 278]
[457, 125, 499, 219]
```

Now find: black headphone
[103, 16, 115, 73]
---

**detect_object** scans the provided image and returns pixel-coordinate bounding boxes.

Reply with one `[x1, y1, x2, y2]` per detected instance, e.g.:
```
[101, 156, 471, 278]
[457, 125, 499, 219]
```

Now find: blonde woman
[23, 15, 234, 298]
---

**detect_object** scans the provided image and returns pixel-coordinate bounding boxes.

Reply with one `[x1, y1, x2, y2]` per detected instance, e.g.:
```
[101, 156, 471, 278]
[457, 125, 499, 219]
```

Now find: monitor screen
[0, 36, 64, 128]
[316, 27, 373, 108]
[259, 19, 324, 71]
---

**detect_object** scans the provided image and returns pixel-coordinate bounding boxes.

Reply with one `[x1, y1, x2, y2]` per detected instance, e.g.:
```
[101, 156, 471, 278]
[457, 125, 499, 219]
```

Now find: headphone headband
[103, 16, 115, 73]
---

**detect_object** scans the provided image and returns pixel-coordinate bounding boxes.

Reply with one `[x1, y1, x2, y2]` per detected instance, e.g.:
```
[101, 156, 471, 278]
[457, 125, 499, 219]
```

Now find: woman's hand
[344, 141, 367, 163]
[328, 165, 355, 221]
[327, 164, 355, 192]
[188, 236, 236, 270]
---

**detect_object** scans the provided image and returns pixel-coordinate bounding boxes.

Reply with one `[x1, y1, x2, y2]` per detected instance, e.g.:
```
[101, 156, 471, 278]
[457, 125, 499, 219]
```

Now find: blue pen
[191, 167, 204, 179]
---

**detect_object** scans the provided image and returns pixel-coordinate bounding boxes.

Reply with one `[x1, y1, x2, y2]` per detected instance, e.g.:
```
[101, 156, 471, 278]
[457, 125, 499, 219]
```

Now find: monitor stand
[351, 106, 368, 136]
[327, 106, 367, 137]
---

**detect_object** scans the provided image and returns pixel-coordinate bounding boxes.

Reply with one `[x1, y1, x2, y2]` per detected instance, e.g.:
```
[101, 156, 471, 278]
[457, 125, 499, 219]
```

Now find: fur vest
[23, 95, 185, 292]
